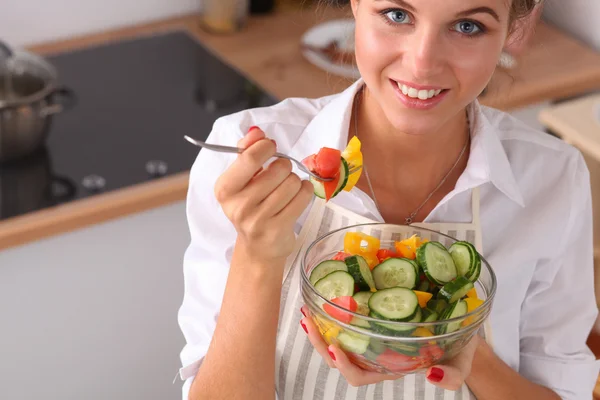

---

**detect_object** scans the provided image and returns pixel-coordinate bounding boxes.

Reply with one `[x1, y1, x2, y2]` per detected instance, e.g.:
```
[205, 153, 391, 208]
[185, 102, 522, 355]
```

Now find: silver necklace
[354, 87, 470, 225]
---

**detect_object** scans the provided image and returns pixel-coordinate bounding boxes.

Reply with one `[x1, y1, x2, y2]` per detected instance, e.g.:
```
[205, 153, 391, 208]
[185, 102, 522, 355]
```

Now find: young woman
[177, 0, 600, 399]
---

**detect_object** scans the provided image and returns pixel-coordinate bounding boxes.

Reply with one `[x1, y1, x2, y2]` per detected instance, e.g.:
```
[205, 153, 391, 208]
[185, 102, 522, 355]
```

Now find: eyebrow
[375, 0, 501, 23]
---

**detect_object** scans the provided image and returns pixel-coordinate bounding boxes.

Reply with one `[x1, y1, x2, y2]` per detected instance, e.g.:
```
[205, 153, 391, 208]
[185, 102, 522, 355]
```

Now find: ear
[503, 4, 544, 56]
[350, 0, 359, 19]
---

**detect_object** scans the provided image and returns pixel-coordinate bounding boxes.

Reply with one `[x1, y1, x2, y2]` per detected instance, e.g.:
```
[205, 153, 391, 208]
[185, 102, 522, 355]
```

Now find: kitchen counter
[2, 8, 600, 250]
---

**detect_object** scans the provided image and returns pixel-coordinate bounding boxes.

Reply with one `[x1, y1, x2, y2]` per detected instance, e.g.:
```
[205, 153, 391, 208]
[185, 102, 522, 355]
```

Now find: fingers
[274, 179, 314, 222]
[254, 165, 303, 216]
[241, 158, 294, 207]
[301, 315, 336, 368]
[426, 334, 480, 391]
[215, 128, 276, 201]
[237, 126, 267, 149]
[327, 346, 405, 387]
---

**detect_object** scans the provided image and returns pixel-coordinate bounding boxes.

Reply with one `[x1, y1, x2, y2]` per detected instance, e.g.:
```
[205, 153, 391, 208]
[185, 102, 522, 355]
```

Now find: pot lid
[0, 40, 58, 108]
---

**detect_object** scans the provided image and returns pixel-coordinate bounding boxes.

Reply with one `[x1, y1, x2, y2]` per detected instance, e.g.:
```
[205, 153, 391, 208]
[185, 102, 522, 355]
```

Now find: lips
[395, 81, 446, 100]
[390, 79, 449, 110]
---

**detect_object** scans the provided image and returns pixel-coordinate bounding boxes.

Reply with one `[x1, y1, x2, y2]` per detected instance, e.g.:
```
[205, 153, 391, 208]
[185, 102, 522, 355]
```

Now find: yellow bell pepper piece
[342, 136, 363, 192]
[413, 290, 433, 308]
[394, 235, 429, 260]
[344, 232, 380, 258]
[412, 327, 435, 337]
[466, 287, 479, 299]
[462, 298, 485, 326]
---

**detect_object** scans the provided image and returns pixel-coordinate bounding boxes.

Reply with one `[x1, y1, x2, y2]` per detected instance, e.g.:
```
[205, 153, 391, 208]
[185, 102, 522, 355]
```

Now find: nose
[405, 26, 445, 78]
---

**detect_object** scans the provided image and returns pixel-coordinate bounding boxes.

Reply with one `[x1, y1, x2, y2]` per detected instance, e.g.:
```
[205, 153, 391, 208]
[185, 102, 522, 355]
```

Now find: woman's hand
[214, 126, 314, 266]
[300, 305, 479, 390]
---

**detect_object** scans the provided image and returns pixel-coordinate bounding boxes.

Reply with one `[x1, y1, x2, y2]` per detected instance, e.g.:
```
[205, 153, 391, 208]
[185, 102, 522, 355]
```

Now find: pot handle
[39, 86, 77, 117]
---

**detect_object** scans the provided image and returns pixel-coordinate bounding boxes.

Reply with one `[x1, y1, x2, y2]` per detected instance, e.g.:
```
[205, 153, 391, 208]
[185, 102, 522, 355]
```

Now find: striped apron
[275, 187, 488, 400]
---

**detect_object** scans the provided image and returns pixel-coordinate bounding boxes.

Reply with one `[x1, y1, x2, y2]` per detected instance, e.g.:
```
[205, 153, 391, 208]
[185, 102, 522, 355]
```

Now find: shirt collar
[289, 78, 525, 208]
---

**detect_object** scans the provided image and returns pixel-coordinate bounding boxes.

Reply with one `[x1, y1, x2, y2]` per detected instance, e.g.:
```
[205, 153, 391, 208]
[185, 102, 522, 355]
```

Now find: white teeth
[396, 81, 444, 100]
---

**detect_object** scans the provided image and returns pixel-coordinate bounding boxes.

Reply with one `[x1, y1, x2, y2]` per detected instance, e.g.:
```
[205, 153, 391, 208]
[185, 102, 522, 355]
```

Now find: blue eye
[385, 10, 411, 24]
[454, 21, 482, 35]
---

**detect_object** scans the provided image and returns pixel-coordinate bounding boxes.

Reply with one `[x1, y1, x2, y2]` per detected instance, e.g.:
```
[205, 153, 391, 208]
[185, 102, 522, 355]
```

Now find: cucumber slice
[372, 258, 418, 290]
[353, 291, 373, 316]
[448, 241, 480, 278]
[426, 299, 448, 315]
[310, 260, 348, 285]
[421, 308, 439, 323]
[466, 258, 482, 283]
[417, 279, 430, 293]
[314, 270, 355, 300]
[437, 276, 474, 303]
[367, 340, 387, 355]
[435, 299, 468, 335]
[349, 316, 372, 329]
[417, 242, 458, 286]
[345, 255, 376, 292]
[370, 307, 422, 336]
[389, 342, 421, 356]
[310, 157, 349, 199]
[368, 287, 419, 321]
[337, 331, 370, 354]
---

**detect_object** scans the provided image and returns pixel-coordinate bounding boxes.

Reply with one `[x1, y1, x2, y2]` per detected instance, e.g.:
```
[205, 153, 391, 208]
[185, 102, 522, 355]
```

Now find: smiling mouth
[393, 80, 448, 100]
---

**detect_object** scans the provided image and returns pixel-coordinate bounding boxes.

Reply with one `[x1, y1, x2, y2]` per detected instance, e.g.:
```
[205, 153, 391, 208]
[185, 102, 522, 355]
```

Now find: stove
[0, 31, 277, 221]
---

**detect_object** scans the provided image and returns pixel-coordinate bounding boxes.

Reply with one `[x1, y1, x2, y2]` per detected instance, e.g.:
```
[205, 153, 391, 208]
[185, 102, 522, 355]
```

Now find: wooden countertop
[2, 7, 600, 250]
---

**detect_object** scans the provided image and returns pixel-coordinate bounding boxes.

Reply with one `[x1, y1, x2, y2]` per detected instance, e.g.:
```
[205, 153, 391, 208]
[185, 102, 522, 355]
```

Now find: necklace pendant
[405, 217, 413, 225]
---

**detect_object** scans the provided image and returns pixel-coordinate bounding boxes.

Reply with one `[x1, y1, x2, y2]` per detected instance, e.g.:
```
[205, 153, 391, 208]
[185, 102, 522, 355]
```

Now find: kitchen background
[1, 0, 600, 399]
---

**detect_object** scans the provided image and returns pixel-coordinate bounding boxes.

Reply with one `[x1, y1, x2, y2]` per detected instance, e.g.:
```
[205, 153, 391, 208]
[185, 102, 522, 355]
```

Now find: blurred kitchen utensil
[200, 0, 249, 34]
[0, 40, 76, 164]
[183, 135, 362, 181]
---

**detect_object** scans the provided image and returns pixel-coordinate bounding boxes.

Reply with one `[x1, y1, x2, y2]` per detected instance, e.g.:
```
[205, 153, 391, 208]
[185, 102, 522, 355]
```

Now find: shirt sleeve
[519, 152, 600, 399]
[176, 118, 244, 399]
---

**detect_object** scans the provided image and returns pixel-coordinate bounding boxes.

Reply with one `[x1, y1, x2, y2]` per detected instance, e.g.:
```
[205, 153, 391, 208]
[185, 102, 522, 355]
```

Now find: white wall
[1, 0, 202, 47]
[542, 0, 600, 51]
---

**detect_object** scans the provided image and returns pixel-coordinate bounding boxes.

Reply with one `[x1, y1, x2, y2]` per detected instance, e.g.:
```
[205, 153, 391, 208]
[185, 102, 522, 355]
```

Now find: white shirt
[177, 79, 600, 399]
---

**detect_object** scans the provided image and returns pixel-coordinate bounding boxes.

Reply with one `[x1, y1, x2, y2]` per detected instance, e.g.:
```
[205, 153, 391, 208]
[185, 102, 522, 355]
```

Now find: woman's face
[351, 0, 513, 134]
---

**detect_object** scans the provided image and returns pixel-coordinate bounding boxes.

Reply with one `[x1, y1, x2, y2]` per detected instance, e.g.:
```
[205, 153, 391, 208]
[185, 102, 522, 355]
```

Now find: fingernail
[300, 320, 308, 334]
[427, 367, 444, 383]
[247, 126, 259, 133]
[269, 139, 277, 148]
[300, 307, 306, 317]
[328, 349, 336, 361]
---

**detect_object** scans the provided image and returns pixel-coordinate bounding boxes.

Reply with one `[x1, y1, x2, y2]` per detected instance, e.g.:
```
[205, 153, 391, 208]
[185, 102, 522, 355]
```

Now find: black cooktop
[0, 31, 277, 221]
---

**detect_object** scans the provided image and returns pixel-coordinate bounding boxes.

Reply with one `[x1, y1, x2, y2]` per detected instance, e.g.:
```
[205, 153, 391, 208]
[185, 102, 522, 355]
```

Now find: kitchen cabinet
[0, 201, 189, 399]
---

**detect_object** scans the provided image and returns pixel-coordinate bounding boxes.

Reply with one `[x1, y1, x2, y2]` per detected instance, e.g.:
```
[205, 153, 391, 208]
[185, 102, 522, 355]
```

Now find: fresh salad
[308, 232, 485, 371]
[301, 136, 363, 202]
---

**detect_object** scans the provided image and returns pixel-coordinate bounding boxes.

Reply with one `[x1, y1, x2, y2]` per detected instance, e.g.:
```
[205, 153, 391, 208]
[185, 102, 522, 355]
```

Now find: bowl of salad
[300, 223, 496, 375]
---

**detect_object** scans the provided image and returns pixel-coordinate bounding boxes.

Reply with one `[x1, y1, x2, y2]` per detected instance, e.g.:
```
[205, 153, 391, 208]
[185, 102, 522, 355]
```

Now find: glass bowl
[300, 223, 496, 375]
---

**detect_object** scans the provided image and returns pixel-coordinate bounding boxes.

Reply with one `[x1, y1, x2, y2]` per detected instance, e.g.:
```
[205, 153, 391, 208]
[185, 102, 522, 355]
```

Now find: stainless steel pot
[0, 41, 75, 164]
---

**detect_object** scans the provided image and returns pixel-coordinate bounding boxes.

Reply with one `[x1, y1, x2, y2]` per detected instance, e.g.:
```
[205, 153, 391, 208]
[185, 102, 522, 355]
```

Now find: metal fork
[184, 135, 361, 182]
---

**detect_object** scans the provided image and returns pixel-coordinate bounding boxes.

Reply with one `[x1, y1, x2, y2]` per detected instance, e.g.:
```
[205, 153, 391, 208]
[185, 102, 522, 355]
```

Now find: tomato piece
[315, 147, 342, 178]
[375, 349, 423, 373]
[301, 154, 318, 172]
[376, 249, 398, 263]
[332, 251, 351, 261]
[419, 344, 445, 363]
[323, 296, 358, 324]
[323, 174, 340, 202]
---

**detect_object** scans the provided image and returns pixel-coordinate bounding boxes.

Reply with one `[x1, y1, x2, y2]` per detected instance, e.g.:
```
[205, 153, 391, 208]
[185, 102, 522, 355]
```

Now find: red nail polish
[248, 126, 259, 133]
[427, 367, 444, 382]
[328, 349, 336, 361]
[300, 320, 308, 334]
[300, 308, 306, 317]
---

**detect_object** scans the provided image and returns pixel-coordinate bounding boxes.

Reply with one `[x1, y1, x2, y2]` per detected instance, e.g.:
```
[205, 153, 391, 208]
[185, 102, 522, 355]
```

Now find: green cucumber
[426, 299, 448, 315]
[349, 316, 372, 329]
[372, 258, 418, 290]
[310, 157, 349, 199]
[310, 260, 348, 285]
[417, 279, 430, 292]
[448, 241, 480, 279]
[421, 308, 439, 323]
[435, 299, 468, 335]
[368, 287, 419, 321]
[345, 255, 376, 292]
[337, 331, 370, 354]
[437, 276, 474, 303]
[370, 307, 422, 336]
[353, 291, 373, 316]
[388, 341, 421, 356]
[417, 242, 458, 286]
[314, 270, 355, 300]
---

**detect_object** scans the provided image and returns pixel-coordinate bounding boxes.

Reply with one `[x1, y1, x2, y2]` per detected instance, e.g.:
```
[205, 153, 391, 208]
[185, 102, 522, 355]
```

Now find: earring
[497, 51, 516, 69]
